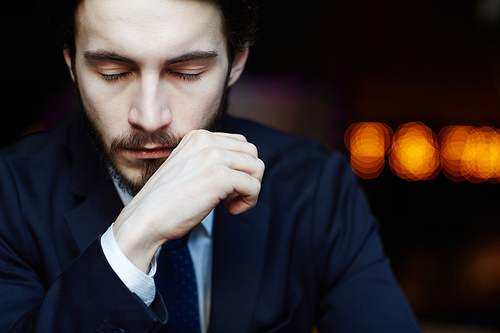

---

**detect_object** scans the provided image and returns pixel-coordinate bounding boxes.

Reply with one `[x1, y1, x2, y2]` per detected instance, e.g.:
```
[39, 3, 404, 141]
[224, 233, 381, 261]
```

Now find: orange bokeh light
[388, 122, 441, 181]
[439, 126, 500, 183]
[438, 125, 473, 182]
[345, 122, 393, 179]
[345, 122, 500, 182]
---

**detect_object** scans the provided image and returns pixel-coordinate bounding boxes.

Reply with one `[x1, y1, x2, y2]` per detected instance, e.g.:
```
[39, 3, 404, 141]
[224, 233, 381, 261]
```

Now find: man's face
[65, 0, 242, 194]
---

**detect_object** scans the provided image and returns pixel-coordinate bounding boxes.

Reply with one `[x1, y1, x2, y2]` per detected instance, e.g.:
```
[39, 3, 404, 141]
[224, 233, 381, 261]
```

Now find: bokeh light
[344, 122, 392, 179]
[345, 122, 500, 182]
[438, 125, 473, 182]
[388, 122, 441, 181]
[439, 126, 500, 183]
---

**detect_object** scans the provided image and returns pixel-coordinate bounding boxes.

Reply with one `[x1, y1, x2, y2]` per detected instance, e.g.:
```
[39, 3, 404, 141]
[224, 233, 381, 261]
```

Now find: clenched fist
[112, 130, 265, 272]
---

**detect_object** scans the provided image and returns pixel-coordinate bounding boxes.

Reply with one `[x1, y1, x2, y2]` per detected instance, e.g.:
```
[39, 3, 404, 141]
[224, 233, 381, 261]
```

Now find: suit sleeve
[9, 239, 167, 333]
[0, 154, 166, 333]
[312, 154, 421, 332]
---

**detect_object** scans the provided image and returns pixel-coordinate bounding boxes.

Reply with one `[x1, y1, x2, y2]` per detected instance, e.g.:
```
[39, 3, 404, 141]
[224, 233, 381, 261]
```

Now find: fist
[112, 130, 265, 271]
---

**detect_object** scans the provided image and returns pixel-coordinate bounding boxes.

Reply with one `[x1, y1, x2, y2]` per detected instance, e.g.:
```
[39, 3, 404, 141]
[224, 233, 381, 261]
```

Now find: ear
[63, 47, 76, 82]
[227, 48, 249, 87]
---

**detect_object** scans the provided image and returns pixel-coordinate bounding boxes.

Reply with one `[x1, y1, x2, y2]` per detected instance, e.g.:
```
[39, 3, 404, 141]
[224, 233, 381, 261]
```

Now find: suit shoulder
[0, 112, 104, 196]
[222, 115, 333, 164]
[0, 113, 79, 162]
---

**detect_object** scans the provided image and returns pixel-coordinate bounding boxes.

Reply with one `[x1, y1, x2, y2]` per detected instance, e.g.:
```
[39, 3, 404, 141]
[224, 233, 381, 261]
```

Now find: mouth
[124, 146, 174, 160]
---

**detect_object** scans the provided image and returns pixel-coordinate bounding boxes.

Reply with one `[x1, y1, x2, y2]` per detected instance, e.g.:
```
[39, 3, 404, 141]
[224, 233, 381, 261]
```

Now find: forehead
[75, 0, 226, 60]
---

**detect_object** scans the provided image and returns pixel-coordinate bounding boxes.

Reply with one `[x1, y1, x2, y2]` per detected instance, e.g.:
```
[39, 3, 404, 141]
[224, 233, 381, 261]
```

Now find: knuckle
[252, 158, 265, 178]
[201, 146, 223, 161]
[258, 158, 265, 172]
[252, 176, 262, 192]
[248, 142, 258, 157]
[190, 129, 212, 145]
[232, 133, 247, 142]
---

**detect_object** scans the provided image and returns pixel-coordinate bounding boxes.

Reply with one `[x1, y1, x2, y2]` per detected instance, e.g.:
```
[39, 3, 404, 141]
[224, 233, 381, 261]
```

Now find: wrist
[112, 220, 163, 273]
[101, 226, 157, 305]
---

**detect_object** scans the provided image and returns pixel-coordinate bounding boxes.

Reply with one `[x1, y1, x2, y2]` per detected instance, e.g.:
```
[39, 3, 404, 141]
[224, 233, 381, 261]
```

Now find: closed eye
[100, 71, 201, 82]
[102, 72, 131, 82]
[171, 72, 201, 82]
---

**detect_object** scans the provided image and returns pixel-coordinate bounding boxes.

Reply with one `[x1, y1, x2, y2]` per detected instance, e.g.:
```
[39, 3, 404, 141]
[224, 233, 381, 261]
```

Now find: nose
[128, 74, 172, 133]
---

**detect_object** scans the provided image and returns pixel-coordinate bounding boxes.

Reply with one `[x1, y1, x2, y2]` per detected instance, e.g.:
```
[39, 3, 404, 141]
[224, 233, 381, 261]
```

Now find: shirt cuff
[100, 224, 157, 306]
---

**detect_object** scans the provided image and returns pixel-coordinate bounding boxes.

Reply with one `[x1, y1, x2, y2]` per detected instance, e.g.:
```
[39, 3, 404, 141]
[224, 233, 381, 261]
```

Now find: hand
[112, 130, 265, 272]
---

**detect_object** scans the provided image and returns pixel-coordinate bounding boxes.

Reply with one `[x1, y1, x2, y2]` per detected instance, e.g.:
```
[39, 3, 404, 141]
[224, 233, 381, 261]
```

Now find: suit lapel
[65, 178, 124, 253]
[209, 200, 271, 333]
[61, 112, 124, 253]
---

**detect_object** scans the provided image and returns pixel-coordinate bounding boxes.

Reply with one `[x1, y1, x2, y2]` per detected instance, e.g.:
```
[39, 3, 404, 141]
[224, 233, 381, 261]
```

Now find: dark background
[4, 0, 500, 330]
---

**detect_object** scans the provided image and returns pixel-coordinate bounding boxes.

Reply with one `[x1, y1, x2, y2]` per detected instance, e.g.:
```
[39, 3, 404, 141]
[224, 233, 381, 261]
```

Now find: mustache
[109, 131, 183, 153]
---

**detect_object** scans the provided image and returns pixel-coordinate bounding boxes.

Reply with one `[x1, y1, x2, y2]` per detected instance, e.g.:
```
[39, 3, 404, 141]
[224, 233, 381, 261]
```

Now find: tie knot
[162, 232, 190, 250]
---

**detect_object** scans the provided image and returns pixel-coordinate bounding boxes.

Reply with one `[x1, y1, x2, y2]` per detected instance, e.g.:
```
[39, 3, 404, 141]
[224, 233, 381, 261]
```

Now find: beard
[74, 74, 230, 196]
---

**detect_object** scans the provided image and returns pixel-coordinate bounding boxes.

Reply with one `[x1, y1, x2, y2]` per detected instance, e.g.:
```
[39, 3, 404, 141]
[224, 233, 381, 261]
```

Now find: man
[0, 0, 421, 332]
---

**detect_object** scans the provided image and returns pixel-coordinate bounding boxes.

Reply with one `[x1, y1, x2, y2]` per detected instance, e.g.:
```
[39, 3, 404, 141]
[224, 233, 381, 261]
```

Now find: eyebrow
[165, 51, 219, 65]
[83, 50, 219, 66]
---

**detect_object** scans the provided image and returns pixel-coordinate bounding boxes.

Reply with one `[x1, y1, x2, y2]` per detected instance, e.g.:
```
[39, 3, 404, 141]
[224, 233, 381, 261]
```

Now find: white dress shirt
[100, 180, 214, 333]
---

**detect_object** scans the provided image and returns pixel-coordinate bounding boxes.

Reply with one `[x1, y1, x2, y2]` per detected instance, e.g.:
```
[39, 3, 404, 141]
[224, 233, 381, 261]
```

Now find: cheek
[78, 77, 129, 146]
[170, 77, 227, 130]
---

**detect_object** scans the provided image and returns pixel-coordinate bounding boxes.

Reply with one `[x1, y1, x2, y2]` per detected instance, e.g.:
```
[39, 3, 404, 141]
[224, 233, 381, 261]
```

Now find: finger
[223, 169, 262, 215]
[181, 130, 247, 145]
[225, 195, 253, 215]
[206, 132, 259, 158]
[198, 148, 265, 180]
[178, 130, 258, 158]
[212, 132, 248, 142]
[226, 152, 265, 180]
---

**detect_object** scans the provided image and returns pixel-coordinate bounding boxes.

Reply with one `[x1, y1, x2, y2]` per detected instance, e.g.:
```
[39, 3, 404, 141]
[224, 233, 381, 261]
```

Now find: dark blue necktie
[156, 232, 201, 333]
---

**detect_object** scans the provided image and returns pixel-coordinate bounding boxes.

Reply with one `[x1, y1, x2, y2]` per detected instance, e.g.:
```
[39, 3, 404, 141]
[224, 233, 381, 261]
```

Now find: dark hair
[213, 0, 259, 59]
[56, 0, 259, 61]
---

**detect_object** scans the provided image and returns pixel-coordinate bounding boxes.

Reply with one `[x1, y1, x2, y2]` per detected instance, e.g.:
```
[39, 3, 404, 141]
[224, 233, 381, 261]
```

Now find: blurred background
[3, 0, 500, 331]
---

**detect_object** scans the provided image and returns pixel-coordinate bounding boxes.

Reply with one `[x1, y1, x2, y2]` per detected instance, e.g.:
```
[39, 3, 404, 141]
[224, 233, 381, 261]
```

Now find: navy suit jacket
[0, 112, 420, 332]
